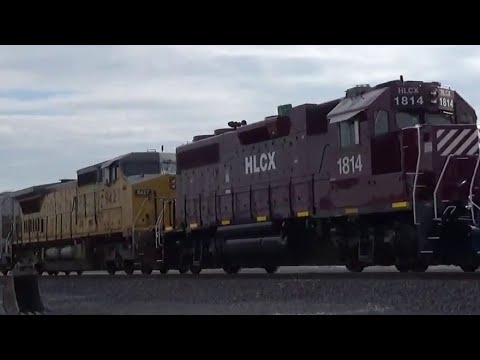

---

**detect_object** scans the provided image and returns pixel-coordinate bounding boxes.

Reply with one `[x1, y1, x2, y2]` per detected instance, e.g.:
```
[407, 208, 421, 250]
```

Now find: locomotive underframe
[161, 201, 480, 274]
[9, 229, 165, 275]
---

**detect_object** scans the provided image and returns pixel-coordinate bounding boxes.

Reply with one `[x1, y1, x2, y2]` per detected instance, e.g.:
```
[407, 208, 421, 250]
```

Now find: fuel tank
[45, 245, 83, 261]
[223, 236, 287, 258]
[217, 222, 288, 263]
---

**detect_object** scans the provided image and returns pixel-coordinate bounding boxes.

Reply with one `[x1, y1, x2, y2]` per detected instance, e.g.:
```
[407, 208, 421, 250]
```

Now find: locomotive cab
[327, 78, 480, 271]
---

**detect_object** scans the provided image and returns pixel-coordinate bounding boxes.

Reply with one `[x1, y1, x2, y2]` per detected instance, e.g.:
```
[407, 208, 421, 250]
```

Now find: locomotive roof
[327, 87, 388, 123]
[10, 182, 63, 201]
[77, 151, 175, 175]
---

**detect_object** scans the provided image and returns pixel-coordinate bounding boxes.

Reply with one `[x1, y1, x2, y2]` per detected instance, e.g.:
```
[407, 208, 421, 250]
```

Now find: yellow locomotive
[11, 151, 176, 275]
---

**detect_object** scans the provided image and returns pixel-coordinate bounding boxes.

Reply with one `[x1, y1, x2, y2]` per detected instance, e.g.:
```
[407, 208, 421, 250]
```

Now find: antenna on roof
[400, 75, 404, 83]
[161, 145, 164, 152]
[228, 120, 247, 129]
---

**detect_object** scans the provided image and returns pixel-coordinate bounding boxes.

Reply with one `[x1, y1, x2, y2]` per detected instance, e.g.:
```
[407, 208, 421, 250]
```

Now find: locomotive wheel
[64, 271, 70, 276]
[124, 262, 135, 275]
[460, 264, 478, 272]
[48, 271, 58, 276]
[346, 263, 364, 273]
[345, 256, 364, 273]
[178, 266, 189, 274]
[76, 271, 83, 276]
[395, 264, 410, 273]
[190, 264, 202, 275]
[141, 266, 153, 275]
[106, 262, 116, 275]
[223, 265, 241, 274]
[158, 264, 169, 274]
[264, 265, 278, 274]
[412, 263, 429, 273]
[2, 269, 8, 276]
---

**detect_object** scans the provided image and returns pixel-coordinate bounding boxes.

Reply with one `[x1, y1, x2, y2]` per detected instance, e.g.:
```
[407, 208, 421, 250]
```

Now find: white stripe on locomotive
[455, 131, 479, 156]
[435, 128, 480, 156]
[436, 129, 459, 151]
[440, 129, 471, 156]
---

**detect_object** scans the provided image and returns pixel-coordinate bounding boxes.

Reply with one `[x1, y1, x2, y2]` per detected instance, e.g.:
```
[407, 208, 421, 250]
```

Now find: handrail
[155, 207, 165, 249]
[433, 154, 453, 220]
[469, 140, 480, 225]
[413, 125, 422, 225]
[131, 197, 149, 253]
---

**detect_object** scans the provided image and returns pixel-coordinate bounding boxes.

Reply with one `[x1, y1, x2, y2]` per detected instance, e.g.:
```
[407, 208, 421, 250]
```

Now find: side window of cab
[374, 110, 389, 136]
[339, 118, 360, 148]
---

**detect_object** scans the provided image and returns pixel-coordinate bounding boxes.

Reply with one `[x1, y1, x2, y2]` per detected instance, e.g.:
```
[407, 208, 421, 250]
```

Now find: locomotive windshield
[396, 112, 453, 129]
[396, 112, 420, 128]
[122, 162, 160, 176]
[160, 160, 176, 174]
[425, 113, 451, 125]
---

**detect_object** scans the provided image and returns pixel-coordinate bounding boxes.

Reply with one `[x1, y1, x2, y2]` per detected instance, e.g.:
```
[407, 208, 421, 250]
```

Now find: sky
[1, 45, 480, 192]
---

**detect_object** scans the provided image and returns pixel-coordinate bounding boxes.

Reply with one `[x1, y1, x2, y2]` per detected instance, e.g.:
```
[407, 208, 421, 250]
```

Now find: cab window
[339, 119, 360, 148]
[374, 110, 389, 136]
[425, 113, 451, 125]
[123, 162, 160, 176]
[458, 113, 475, 125]
[396, 112, 419, 128]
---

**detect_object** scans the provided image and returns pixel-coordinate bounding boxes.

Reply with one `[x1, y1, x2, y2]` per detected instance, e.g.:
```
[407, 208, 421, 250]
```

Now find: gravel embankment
[8, 273, 478, 315]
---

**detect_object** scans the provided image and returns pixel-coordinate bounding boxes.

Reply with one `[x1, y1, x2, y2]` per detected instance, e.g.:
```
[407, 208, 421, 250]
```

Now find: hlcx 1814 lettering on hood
[245, 152, 276, 175]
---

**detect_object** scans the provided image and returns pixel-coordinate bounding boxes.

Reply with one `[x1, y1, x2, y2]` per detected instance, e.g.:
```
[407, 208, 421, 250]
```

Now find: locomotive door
[401, 128, 419, 173]
[329, 113, 369, 209]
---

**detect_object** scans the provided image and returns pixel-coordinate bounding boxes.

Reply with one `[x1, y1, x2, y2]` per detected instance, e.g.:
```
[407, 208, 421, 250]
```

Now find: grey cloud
[1, 45, 480, 191]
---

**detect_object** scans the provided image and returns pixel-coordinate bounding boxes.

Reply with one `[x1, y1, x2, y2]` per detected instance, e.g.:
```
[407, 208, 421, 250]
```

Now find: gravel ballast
[8, 273, 478, 315]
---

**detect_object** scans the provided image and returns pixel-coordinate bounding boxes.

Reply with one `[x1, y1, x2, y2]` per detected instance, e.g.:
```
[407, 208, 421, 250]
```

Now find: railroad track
[32, 266, 480, 281]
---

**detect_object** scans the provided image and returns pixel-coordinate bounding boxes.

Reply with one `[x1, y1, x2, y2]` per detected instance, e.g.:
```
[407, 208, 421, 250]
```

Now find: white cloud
[0, 45, 480, 191]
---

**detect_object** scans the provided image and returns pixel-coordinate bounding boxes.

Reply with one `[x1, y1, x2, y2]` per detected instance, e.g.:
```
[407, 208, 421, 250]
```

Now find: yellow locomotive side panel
[45, 192, 56, 242]
[85, 190, 97, 234]
[16, 180, 77, 244]
[45, 191, 55, 241]
[76, 185, 95, 236]
[97, 178, 127, 234]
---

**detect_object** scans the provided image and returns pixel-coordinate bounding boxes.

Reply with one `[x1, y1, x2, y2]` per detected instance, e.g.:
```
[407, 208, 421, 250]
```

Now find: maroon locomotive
[160, 76, 480, 274]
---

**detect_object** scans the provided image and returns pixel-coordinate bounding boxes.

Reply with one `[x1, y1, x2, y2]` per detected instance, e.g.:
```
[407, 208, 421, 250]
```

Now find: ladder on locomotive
[155, 199, 174, 264]
[412, 125, 480, 254]
[155, 204, 165, 263]
[411, 125, 447, 255]
[468, 153, 480, 225]
[431, 132, 480, 225]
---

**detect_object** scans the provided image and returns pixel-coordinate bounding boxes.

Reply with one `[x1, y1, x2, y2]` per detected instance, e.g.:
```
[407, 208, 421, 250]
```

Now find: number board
[393, 86, 424, 108]
[135, 189, 152, 197]
[437, 88, 455, 112]
[337, 154, 363, 176]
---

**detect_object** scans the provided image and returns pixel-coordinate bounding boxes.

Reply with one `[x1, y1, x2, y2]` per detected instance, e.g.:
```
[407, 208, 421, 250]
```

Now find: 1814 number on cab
[337, 154, 363, 175]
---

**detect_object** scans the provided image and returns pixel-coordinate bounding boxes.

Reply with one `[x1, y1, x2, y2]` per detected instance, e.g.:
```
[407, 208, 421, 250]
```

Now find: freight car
[159, 77, 480, 274]
[1, 151, 177, 275]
